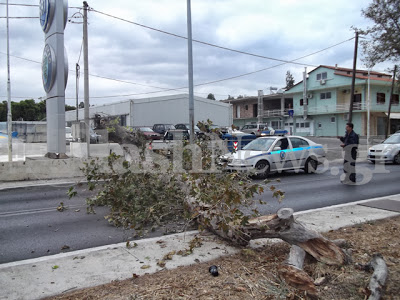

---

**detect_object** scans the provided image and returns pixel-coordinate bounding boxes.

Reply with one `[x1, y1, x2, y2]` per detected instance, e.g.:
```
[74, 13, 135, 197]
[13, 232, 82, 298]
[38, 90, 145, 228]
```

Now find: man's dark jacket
[340, 130, 359, 147]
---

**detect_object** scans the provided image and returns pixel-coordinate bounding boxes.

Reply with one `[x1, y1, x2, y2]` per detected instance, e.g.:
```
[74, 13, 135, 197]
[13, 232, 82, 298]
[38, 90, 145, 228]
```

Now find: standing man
[338, 122, 359, 184]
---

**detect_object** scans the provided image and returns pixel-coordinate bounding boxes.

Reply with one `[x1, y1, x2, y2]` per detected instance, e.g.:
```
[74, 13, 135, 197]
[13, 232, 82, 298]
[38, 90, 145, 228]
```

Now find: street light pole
[83, 1, 90, 157]
[348, 31, 359, 123]
[6, 0, 12, 162]
[187, 0, 195, 144]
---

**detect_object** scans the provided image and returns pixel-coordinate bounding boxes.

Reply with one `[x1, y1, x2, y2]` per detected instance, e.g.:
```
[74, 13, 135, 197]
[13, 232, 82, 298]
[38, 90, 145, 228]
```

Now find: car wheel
[254, 160, 270, 179]
[394, 153, 400, 165]
[370, 160, 376, 164]
[304, 157, 318, 174]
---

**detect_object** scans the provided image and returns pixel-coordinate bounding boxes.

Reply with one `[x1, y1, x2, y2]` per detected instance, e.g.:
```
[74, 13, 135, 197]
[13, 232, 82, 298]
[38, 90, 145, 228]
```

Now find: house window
[318, 123, 322, 128]
[320, 92, 332, 100]
[236, 105, 241, 118]
[331, 116, 336, 123]
[271, 121, 280, 128]
[305, 122, 310, 128]
[253, 104, 258, 117]
[377, 93, 385, 104]
[316, 72, 327, 80]
[392, 94, 399, 105]
[300, 99, 308, 106]
[245, 105, 248, 110]
[119, 115, 127, 126]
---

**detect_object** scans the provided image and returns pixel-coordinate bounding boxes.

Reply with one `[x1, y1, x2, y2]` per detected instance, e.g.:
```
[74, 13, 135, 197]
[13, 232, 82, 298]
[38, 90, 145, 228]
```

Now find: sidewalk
[0, 194, 399, 300]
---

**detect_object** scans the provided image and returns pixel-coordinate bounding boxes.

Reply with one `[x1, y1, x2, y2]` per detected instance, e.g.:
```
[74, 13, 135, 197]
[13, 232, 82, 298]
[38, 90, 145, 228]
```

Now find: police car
[220, 135, 326, 178]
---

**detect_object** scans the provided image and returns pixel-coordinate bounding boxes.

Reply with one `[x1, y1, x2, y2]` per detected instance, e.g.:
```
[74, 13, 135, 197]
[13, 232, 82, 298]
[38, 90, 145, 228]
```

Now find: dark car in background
[163, 129, 190, 141]
[175, 123, 202, 137]
[152, 124, 176, 135]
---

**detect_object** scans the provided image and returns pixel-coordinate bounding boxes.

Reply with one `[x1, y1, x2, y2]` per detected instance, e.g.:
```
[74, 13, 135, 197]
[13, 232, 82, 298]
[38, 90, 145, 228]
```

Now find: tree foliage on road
[355, 0, 400, 66]
[72, 121, 274, 235]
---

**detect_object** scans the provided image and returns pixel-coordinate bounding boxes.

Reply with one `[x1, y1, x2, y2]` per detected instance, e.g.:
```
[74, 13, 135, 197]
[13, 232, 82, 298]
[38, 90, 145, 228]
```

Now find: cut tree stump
[278, 245, 318, 297]
[190, 203, 350, 266]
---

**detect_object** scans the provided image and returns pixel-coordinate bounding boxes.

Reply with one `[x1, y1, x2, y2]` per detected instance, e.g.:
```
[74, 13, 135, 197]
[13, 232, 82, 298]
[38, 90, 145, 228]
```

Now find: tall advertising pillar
[40, 0, 69, 158]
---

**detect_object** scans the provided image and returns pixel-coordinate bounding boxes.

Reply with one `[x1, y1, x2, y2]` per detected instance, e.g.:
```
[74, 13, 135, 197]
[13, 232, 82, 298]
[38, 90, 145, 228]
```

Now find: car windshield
[243, 138, 275, 151]
[139, 127, 153, 132]
[383, 134, 400, 144]
[166, 125, 176, 130]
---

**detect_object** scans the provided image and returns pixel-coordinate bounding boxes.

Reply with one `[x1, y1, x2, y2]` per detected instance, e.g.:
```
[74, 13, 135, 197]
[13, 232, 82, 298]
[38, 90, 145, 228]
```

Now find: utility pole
[303, 67, 307, 120]
[348, 31, 359, 123]
[257, 90, 263, 124]
[83, 1, 90, 157]
[6, 0, 12, 162]
[186, 0, 195, 144]
[385, 65, 397, 138]
[76, 63, 80, 121]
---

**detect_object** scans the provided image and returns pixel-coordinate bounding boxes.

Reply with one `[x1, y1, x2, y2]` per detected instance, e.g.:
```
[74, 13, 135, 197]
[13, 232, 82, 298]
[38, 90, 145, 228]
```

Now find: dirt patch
[45, 216, 400, 300]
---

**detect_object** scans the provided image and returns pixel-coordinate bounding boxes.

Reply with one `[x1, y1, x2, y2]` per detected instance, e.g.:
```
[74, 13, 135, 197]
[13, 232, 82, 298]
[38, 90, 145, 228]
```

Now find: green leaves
[71, 122, 285, 239]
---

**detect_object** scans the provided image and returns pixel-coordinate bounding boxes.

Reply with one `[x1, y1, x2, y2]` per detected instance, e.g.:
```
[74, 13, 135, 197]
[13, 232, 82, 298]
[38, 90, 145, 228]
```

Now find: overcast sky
[0, 0, 391, 106]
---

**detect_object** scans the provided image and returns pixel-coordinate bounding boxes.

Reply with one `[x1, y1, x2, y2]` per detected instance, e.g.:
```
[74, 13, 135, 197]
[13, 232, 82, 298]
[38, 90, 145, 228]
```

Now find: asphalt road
[1, 161, 399, 264]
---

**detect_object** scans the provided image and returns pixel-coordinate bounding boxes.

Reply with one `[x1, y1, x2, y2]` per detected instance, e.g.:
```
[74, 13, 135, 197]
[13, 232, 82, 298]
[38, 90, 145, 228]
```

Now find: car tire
[370, 160, 376, 164]
[254, 160, 270, 179]
[394, 153, 400, 165]
[304, 157, 318, 174]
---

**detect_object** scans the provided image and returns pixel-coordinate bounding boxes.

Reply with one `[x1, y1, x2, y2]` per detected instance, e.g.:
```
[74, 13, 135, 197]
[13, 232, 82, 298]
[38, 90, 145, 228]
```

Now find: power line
[90, 8, 316, 68]
[0, 17, 38, 19]
[0, 2, 81, 9]
[0, 35, 357, 100]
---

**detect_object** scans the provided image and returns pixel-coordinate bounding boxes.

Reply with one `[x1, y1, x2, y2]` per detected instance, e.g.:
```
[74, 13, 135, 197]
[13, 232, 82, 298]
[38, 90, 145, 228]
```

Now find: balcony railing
[262, 109, 288, 117]
[261, 102, 370, 118]
[305, 102, 365, 115]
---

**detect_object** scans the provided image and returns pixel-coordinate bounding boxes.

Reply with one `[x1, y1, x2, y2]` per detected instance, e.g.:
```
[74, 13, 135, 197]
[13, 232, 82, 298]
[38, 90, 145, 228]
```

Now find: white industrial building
[65, 94, 232, 128]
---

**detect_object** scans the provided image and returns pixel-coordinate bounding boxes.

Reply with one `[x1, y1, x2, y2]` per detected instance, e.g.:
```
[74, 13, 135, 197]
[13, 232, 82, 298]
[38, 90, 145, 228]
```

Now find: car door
[269, 137, 292, 171]
[288, 137, 311, 170]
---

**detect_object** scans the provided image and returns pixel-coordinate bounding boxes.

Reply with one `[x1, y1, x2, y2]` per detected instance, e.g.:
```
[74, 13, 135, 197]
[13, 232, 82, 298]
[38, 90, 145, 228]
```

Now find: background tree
[207, 93, 216, 100]
[355, 0, 400, 66]
[285, 71, 295, 90]
[0, 99, 75, 122]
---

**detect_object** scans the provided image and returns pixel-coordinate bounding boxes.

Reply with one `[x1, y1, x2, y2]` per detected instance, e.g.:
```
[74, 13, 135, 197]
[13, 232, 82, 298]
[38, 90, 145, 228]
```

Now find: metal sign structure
[40, 0, 68, 157]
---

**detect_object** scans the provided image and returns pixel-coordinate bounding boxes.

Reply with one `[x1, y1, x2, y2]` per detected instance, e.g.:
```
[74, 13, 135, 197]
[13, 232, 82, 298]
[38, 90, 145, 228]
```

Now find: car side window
[276, 138, 289, 150]
[290, 137, 309, 149]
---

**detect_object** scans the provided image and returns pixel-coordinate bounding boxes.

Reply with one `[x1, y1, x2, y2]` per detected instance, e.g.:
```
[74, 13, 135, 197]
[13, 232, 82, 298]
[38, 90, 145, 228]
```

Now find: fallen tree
[69, 123, 387, 298]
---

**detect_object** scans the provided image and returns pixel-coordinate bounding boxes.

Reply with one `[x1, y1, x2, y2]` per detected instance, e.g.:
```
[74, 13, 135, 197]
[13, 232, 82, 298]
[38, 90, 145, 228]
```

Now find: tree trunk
[368, 254, 388, 300]
[278, 245, 318, 297]
[189, 199, 350, 266]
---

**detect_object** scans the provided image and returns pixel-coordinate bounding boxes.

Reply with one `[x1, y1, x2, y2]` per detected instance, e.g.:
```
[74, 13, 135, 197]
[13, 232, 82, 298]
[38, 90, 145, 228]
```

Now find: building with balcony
[222, 93, 294, 131]
[287, 65, 399, 137]
[225, 65, 399, 137]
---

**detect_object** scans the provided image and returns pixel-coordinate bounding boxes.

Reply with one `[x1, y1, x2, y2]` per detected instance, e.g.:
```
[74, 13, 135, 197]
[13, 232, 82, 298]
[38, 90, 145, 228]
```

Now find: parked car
[152, 124, 176, 135]
[219, 136, 326, 178]
[65, 127, 75, 144]
[240, 123, 269, 136]
[163, 129, 190, 141]
[134, 127, 162, 140]
[90, 128, 101, 144]
[261, 127, 288, 136]
[175, 123, 202, 137]
[368, 133, 400, 164]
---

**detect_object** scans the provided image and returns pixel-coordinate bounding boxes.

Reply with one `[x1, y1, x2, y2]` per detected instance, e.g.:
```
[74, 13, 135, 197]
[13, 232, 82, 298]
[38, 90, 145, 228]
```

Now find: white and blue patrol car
[220, 135, 326, 178]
